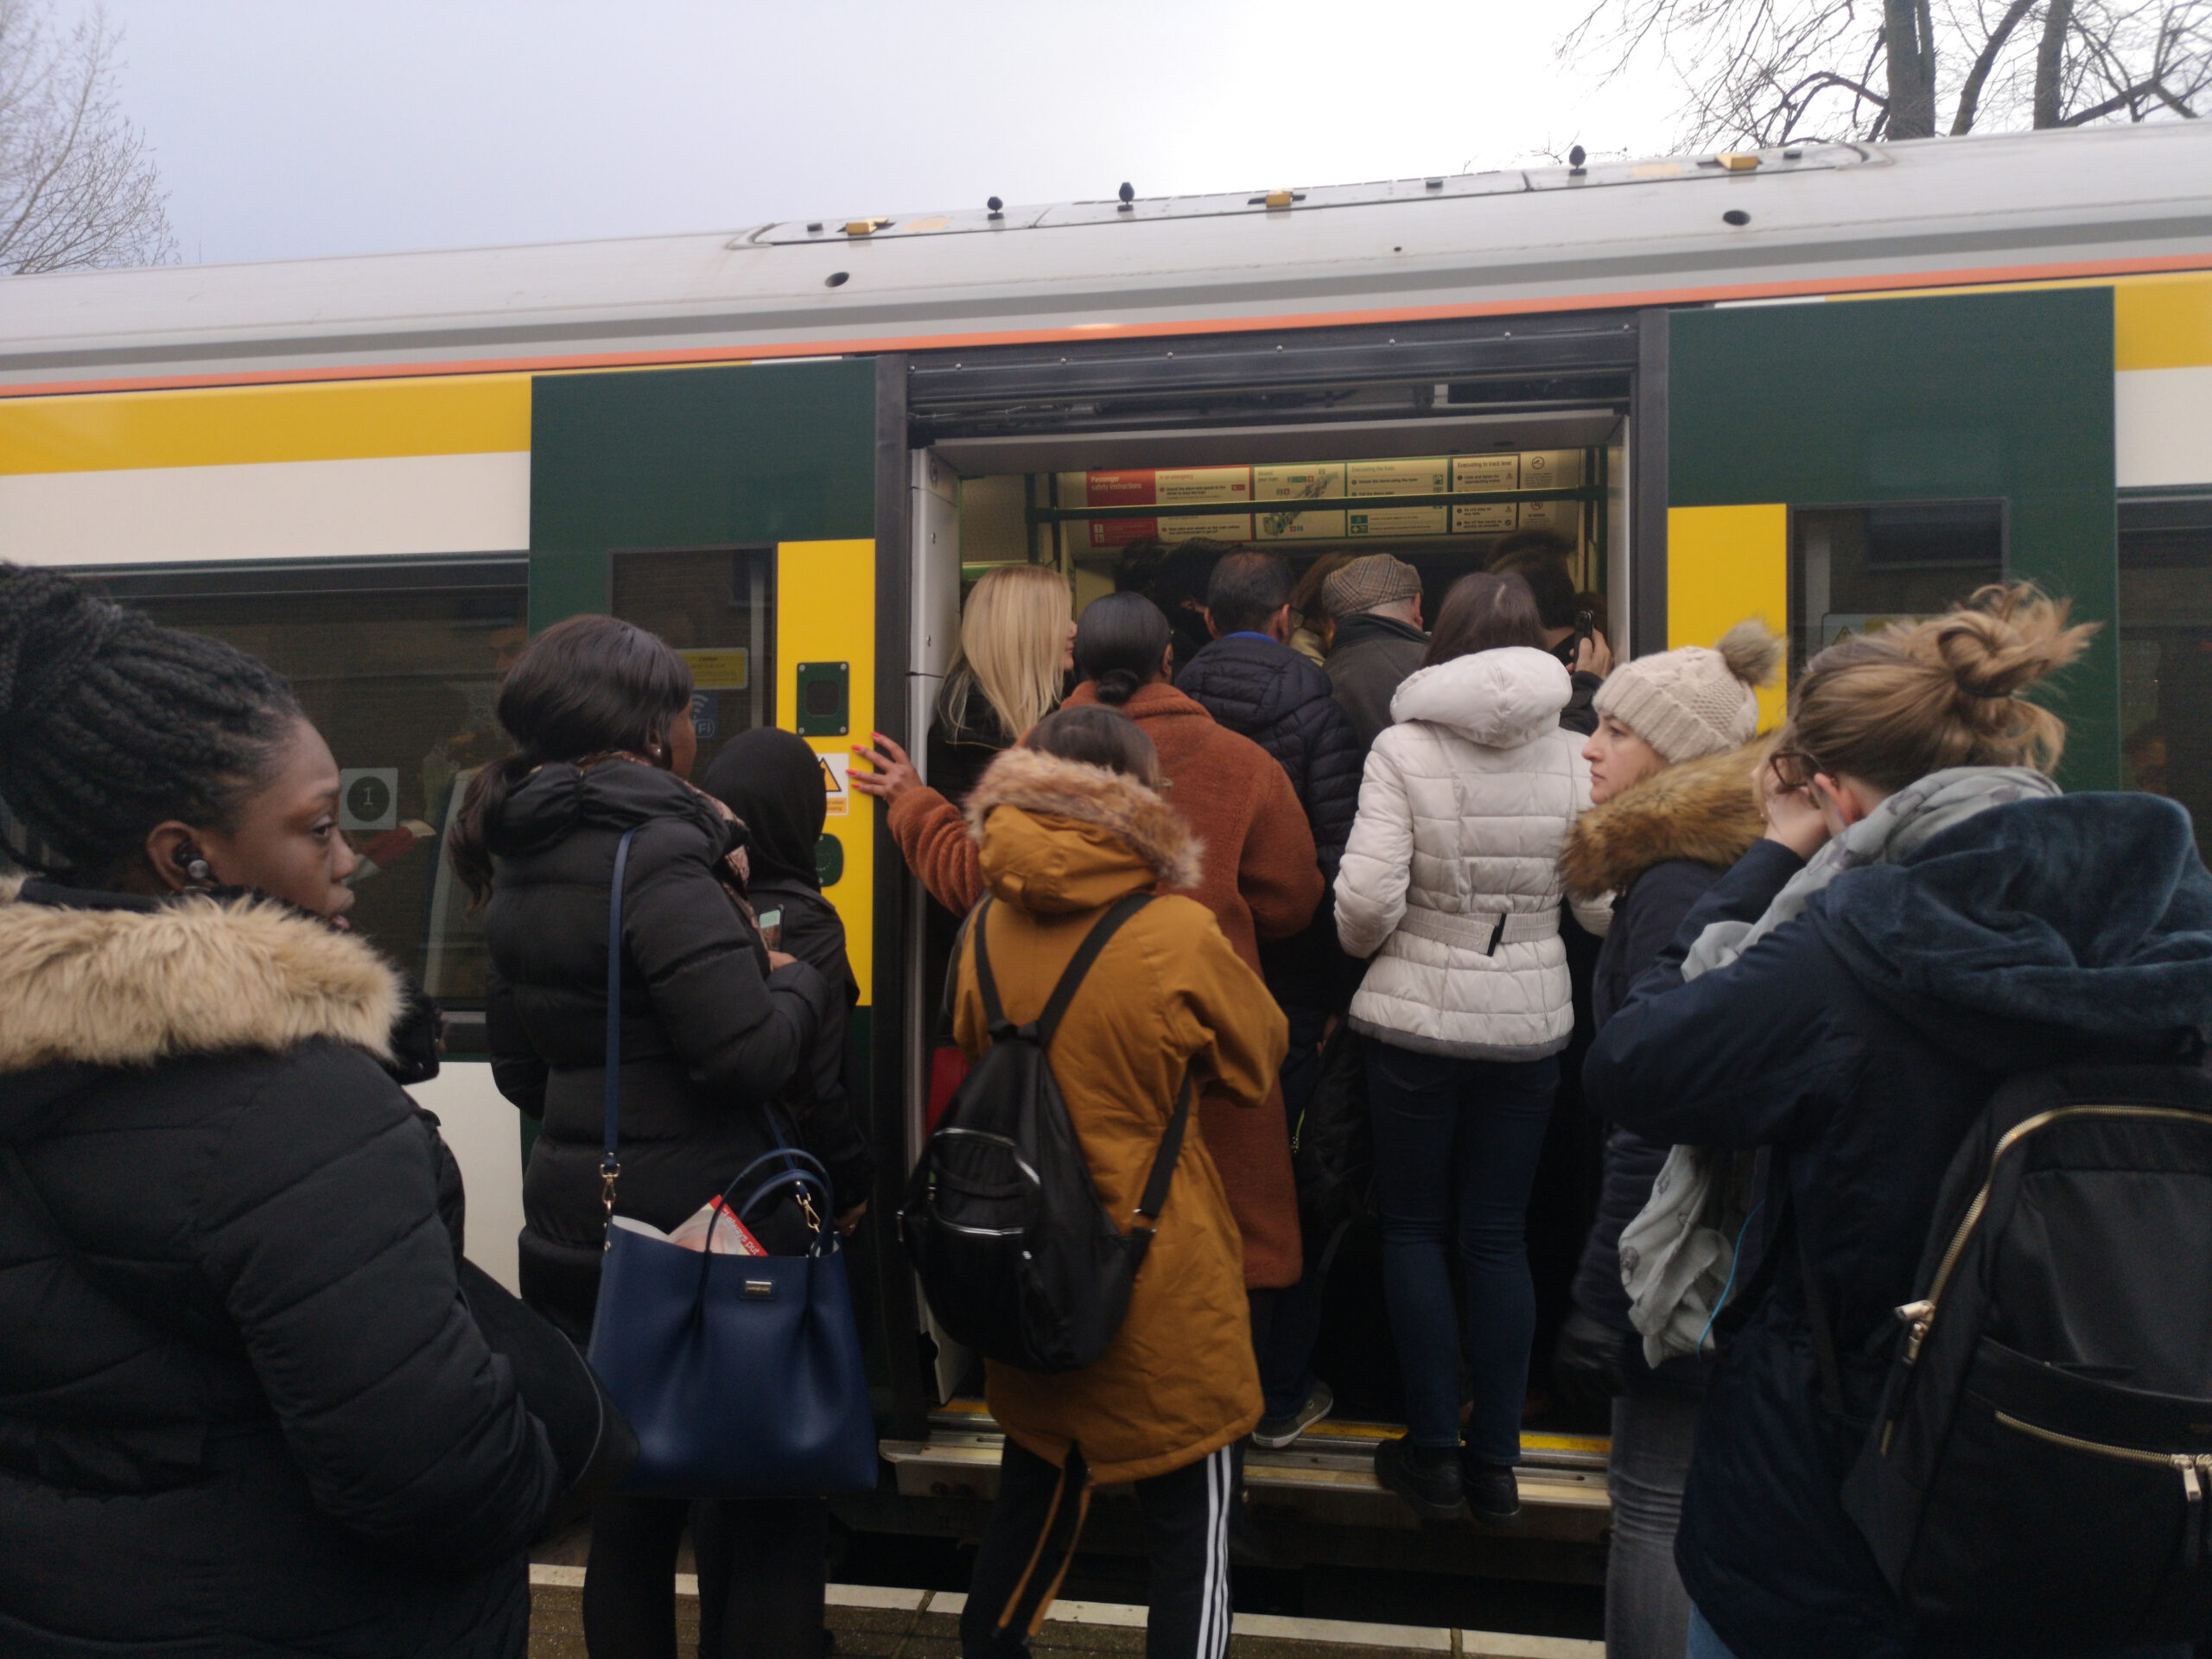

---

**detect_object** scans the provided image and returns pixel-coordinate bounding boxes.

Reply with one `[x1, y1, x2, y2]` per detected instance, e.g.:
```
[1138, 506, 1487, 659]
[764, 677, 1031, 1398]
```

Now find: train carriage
[3, 116, 2209, 1584]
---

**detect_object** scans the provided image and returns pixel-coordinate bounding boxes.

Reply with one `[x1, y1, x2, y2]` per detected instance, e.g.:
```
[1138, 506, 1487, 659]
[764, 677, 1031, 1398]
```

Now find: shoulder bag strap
[599, 826, 642, 1246]
[1130, 1071, 1195, 1233]
[1031, 893, 1153, 1046]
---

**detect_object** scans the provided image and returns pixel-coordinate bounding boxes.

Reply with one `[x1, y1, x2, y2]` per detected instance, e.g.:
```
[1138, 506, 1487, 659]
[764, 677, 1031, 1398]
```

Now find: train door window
[2118, 494, 2212, 862]
[66, 558, 530, 1014]
[608, 548, 775, 779]
[1789, 502, 2006, 679]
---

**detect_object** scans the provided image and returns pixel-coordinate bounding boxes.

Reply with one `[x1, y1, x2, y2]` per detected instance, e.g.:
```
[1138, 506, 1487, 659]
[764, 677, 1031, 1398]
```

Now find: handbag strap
[972, 891, 1153, 1046]
[599, 826, 642, 1243]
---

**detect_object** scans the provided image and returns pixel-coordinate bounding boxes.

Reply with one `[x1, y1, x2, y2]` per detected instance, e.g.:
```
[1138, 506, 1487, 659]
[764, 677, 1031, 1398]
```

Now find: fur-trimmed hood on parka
[1560, 741, 1768, 903]
[963, 747, 1204, 910]
[0, 874, 402, 1078]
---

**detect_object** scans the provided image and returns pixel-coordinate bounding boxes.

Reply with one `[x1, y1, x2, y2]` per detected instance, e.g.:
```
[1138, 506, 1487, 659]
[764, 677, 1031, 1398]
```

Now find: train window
[69, 557, 531, 1013]
[1788, 501, 2006, 679]
[609, 548, 775, 779]
[2119, 495, 2212, 862]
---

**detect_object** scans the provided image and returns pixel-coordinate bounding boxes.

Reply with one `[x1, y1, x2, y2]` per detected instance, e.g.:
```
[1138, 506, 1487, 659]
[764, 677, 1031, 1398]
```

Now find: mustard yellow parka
[952, 747, 1289, 1484]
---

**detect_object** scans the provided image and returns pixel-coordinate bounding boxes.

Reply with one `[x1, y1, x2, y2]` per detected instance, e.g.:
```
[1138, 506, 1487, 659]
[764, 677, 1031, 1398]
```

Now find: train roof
[4, 119, 2209, 393]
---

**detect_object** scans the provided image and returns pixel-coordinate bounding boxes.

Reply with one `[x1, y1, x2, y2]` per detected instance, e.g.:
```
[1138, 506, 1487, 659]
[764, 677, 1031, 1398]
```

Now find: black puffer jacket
[485, 760, 835, 1339]
[1586, 791, 2212, 1659]
[0, 878, 563, 1658]
[1179, 632, 1363, 1007]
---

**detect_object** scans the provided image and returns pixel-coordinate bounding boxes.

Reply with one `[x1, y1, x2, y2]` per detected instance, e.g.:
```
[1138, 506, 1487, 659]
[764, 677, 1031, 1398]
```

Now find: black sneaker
[1373, 1435, 1465, 1521]
[1460, 1453, 1521, 1524]
[1250, 1380, 1335, 1450]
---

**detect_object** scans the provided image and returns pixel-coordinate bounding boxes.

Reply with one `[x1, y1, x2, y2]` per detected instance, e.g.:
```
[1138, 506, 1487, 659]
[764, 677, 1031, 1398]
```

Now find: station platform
[526, 1567, 1601, 1658]
[868, 1403, 1611, 1588]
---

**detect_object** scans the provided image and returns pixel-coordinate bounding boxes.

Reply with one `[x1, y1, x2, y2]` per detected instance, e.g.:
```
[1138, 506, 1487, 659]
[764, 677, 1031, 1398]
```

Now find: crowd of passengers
[0, 538, 2207, 1659]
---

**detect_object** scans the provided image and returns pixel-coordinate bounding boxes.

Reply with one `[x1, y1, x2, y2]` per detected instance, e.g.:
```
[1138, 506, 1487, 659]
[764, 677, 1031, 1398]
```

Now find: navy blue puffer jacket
[1177, 632, 1362, 1006]
[1586, 791, 2212, 1659]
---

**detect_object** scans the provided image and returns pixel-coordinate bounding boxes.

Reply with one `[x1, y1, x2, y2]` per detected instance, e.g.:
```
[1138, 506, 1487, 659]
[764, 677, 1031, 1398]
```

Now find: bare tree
[1562, 0, 2209, 147]
[0, 0, 172, 274]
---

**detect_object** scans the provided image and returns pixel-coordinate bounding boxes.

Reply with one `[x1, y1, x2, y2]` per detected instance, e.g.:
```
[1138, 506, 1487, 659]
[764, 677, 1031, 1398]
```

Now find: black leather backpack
[899, 893, 1192, 1375]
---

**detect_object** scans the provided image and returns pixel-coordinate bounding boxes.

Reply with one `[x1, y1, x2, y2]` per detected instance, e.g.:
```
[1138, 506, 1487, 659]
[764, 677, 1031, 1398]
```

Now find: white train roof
[3, 120, 2209, 390]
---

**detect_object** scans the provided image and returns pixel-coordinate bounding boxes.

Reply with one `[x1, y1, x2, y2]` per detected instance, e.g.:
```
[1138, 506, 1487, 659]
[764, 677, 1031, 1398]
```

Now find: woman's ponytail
[1073, 592, 1172, 707]
[1774, 583, 2096, 796]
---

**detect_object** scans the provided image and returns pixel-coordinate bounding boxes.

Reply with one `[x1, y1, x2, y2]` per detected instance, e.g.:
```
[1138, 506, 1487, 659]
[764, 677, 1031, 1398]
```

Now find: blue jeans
[1609, 1390, 1699, 1659]
[1686, 1606, 2192, 1659]
[1366, 1042, 1558, 1466]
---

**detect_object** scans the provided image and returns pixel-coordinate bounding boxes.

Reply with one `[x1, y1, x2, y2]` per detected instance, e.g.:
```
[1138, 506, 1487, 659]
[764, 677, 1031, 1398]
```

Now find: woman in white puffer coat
[1335, 570, 1611, 1526]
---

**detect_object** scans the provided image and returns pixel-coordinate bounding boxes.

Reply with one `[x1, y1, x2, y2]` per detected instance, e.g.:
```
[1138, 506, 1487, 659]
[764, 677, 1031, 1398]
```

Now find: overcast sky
[99, 0, 1685, 265]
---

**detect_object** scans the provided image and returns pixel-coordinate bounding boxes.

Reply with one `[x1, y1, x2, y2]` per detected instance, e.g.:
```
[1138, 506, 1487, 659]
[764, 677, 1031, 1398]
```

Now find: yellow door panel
[774, 539, 874, 1004]
[1668, 503, 1789, 730]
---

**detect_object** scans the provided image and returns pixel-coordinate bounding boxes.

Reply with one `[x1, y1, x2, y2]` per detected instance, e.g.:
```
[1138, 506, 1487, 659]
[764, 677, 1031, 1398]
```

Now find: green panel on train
[526, 359, 877, 626]
[1669, 288, 2119, 789]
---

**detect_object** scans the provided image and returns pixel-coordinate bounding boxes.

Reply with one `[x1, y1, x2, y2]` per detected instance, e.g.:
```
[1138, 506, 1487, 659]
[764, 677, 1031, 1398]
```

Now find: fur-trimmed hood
[0, 874, 401, 1081]
[1560, 741, 1768, 902]
[963, 747, 1203, 906]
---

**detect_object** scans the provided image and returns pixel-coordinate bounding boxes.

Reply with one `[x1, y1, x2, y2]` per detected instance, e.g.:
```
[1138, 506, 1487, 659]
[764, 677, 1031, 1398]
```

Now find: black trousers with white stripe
[961, 1439, 1236, 1659]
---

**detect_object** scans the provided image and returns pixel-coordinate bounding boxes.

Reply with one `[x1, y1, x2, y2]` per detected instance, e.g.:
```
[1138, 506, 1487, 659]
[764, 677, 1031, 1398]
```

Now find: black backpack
[1291, 1023, 1374, 1268]
[1835, 1062, 2212, 1648]
[899, 893, 1192, 1376]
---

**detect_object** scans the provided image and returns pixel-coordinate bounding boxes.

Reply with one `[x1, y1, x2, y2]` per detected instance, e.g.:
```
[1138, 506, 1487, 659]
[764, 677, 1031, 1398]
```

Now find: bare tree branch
[0, 0, 174, 275]
[1952, 0, 2039, 129]
[1560, 0, 2206, 148]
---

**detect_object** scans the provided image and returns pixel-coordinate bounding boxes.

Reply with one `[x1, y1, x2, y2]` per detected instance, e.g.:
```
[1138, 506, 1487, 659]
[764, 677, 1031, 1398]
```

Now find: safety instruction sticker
[818, 751, 850, 817]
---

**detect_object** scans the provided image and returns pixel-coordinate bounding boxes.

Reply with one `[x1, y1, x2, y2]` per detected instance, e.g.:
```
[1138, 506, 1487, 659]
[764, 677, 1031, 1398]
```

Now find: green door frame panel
[1670, 289, 2119, 788]
[526, 359, 879, 630]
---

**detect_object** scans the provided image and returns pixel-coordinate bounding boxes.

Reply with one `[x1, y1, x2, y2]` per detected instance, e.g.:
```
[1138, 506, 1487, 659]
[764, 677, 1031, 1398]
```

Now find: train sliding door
[1665, 287, 2121, 785]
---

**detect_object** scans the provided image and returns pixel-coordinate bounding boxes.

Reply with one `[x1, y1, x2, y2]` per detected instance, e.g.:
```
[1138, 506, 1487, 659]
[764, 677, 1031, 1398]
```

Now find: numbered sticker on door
[817, 752, 850, 817]
[339, 768, 399, 832]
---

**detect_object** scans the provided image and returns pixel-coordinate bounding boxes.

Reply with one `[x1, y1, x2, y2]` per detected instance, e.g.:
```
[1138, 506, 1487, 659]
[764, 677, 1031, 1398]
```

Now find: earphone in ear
[177, 846, 213, 886]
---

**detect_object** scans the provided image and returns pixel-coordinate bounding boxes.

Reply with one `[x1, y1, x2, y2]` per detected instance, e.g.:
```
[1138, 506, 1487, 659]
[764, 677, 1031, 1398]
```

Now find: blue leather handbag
[584, 827, 878, 1497]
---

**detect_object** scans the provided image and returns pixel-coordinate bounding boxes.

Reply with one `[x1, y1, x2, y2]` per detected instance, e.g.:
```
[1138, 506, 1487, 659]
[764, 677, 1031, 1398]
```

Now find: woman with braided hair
[0, 563, 625, 1658]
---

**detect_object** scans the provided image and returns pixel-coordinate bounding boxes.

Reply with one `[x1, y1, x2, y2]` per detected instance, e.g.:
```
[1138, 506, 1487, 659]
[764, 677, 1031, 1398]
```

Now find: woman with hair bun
[1063, 593, 1325, 1306]
[0, 563, 609, 1657]
[1586, 585, 2212, 1659]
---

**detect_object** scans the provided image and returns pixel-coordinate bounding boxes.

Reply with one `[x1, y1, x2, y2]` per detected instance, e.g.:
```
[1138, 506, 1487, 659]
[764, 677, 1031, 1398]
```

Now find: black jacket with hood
[1586, 791, 2212, 1659]
[0, 876, 566, 1658]
[1558, 742, 1765, 1370]
[702, 728, 876, 1213]
[485, 759, 835, 1339]
[1177, 631, 1363, 1007]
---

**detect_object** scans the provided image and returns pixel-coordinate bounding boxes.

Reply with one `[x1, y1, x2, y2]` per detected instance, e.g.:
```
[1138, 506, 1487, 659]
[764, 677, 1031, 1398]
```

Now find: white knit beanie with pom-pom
[1592, 620, 1783, 763]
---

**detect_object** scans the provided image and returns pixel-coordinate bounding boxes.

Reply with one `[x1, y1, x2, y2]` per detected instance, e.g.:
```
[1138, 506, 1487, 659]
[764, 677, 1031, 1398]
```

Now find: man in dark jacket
[1176, 549, 1365, 1442]
[1321, 555, 1428, 748]
[1586, 790, 2212, 1659]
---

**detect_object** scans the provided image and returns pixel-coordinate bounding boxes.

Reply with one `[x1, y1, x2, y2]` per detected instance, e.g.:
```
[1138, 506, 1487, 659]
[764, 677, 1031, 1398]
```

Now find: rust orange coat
[953, 748, 1287, 1482]
[1059, 678, 1324, 1287]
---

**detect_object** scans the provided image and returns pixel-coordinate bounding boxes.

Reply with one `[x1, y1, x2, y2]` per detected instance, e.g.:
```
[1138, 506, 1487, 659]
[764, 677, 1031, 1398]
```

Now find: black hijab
[701, 727, 826, 890]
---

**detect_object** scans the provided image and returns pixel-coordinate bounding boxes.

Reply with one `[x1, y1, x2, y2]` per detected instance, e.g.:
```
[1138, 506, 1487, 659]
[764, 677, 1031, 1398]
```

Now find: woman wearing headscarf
[703, 727, 875, 1224]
